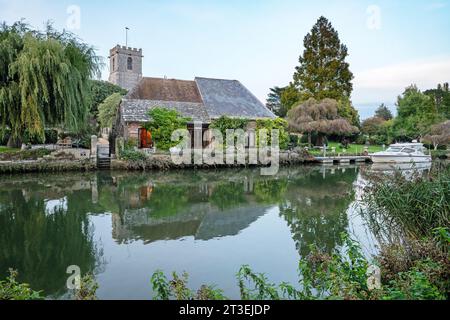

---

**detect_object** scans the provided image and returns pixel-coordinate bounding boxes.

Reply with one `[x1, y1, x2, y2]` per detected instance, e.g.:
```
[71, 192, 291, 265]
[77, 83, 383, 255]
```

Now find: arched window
[127, 57, 133, 70]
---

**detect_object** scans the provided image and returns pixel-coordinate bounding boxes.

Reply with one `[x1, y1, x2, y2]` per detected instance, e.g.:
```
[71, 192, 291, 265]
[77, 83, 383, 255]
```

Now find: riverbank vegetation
[148, 163, 448, 300]
[266, 16, 449, 153]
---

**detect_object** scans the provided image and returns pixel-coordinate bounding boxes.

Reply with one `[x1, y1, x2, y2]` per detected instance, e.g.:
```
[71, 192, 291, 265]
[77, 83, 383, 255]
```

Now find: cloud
[355, 57, 450, 89]
[353, 56, 450, 103]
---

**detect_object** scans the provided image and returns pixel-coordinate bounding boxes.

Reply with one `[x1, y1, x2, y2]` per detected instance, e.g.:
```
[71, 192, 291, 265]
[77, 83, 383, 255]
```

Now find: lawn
[0, 146, 19, 154]
[308, 142, 384, 156]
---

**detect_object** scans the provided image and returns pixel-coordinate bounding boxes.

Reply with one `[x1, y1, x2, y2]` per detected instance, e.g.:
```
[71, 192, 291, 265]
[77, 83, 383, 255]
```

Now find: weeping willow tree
[0, 21, 100, 147]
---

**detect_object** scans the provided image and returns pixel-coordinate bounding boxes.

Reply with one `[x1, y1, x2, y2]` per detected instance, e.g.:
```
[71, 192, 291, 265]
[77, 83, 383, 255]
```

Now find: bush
[119, 149, 148, 162]
[0, 269, 43, 300]
[143, 108, 191, 151]
[256, 118, 289, 150]
[151, 271, 227, 300]
[151, 232, 449, 300]
[44, 129, 58, 144]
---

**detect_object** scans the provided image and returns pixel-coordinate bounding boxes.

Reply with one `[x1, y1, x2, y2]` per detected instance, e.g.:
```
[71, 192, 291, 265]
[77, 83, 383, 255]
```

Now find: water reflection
[0, 166, 362, 299]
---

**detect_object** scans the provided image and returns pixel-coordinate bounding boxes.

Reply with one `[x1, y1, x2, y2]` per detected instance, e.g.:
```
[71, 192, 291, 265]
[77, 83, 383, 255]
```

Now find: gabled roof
[121, 99, 209, 123]
[126, 77, 203, 103]
[120, 76, 276, 123]
[195, 77, 276, 120]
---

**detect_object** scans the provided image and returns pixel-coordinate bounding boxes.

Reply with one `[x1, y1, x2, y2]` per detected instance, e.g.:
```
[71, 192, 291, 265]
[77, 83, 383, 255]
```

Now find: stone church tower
[108, 45, 143, 91]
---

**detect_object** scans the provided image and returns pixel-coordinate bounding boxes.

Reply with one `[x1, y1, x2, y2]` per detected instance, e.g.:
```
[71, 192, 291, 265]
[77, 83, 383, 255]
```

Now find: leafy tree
[143, 108, 191, 151]
[338, 96, 360, 127]
[98, 93, 123, 128]
[422, 120, 450, 150]
[0, 21, 100, 147]
[361, 117, 386, 136]
[90, 80, 127, 118]
[375, 103, 394, 121]
[288, 98, 359, 146]
[424, 83, 450, 119]
[394, 85, 441, 140]
[293, 16, 354, 101]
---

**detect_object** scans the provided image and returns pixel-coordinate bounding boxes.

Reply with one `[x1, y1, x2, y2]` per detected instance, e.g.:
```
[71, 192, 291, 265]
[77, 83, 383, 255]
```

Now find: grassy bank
[308, 142, 383, 156]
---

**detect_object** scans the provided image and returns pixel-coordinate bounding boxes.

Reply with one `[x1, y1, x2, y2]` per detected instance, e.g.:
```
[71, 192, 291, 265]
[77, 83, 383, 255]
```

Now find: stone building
[109, 45, 276, 150]
[108, 45, 143, 91]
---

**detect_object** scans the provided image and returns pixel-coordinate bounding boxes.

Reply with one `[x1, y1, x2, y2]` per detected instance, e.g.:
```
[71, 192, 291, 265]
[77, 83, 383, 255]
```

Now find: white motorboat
[370, 143, 432, 164]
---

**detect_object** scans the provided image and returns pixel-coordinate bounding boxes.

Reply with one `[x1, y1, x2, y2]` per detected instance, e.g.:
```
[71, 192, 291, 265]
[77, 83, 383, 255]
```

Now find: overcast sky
[1, 0, 450, 116]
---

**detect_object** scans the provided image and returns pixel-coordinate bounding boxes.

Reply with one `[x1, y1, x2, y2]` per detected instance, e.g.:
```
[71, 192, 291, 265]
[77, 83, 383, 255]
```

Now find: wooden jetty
[314, 156, 371, 165]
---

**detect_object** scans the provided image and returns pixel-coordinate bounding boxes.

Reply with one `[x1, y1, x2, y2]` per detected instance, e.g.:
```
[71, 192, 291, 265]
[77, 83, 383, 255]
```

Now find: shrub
[151, 271, 227, 300]
[143, 108, 191, 151]
[0, 269, 43, 300]
[75, 274, 98, 300]
[256, 118, 289, 150]
[119, 149, 147, 162]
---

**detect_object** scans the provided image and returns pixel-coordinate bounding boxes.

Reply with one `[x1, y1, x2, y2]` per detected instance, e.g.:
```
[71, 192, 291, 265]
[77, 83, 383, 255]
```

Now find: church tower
[108, 45, 143, 91]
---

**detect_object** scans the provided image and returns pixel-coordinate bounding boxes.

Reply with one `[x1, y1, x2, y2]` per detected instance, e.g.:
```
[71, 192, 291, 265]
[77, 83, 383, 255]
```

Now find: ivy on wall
[256, 118, 289, 150]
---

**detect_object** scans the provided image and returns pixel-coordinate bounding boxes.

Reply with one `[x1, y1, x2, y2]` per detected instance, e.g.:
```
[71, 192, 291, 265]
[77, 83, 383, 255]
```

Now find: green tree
[293, 16, 354, 101]
[424, 83, 450, 119]
[90, 80, 127, 118]
[375, 103, 393, 121]
[0, 21, 100, 147]
[394, 85, 441, 140]
[361, 117, 386, 136]
[265, 85, 301, 118]
[266, 86, 284, 115]
[98, 93, 123, 128]
[143, 108, 191, 151]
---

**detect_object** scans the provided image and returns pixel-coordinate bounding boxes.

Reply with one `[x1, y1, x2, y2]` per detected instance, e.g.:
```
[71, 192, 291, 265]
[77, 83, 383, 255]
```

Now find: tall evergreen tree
[293, 16, 354, 101]
[266, 85, 301, 118]
[375, 103, 393, 121]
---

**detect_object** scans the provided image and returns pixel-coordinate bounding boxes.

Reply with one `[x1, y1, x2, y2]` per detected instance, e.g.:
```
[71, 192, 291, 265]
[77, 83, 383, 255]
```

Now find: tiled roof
[121, 99, 210, 123]
[195, 77, 276, 120]
[126, 77, 203, 103]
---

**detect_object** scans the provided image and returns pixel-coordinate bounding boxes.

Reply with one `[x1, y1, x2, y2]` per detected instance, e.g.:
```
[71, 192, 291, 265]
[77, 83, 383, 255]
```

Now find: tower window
[112, 57, 116, 71]
[127, 57, 133, 70]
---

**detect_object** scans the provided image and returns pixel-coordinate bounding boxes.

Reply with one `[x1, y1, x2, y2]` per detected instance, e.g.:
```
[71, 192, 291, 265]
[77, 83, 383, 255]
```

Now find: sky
[1, 0, 450, 118]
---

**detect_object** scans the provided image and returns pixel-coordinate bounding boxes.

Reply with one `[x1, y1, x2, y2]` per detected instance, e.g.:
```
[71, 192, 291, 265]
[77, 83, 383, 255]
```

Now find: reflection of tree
[279, 170, 357, 257]
[0, 189, 101, 296]
[210, 182, 247, 210]
[253, 179, 288, 204]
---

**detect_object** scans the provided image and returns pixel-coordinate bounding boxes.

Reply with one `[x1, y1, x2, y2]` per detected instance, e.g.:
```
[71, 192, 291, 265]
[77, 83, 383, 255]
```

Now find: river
[0, 165, 397, 299]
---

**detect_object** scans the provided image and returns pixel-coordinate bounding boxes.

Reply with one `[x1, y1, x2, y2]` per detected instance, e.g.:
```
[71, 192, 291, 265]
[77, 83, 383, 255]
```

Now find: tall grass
[363, 162, 450, 239]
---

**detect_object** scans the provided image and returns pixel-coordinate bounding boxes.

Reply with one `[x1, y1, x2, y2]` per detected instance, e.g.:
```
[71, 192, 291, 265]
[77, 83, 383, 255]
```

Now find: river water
[0, 165, 394, 299]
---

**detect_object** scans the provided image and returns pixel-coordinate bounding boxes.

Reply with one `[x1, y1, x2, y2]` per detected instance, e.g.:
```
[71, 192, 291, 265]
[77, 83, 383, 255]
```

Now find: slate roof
[121, 99, 209, 123]
[195, 77, 276, 120]
[120, 77, 276, 124]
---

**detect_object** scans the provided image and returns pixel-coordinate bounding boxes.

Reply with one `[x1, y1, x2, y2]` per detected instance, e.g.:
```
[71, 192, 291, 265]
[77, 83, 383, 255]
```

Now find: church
[108, 45, 276, 149]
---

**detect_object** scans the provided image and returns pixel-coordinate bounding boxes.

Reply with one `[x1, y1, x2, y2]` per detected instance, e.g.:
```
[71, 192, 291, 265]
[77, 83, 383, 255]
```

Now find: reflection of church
[111, 204, 271, 244]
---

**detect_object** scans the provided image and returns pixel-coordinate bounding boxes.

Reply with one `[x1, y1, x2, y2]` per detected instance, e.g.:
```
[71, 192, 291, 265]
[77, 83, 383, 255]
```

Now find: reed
[363, 162, 450, 239]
